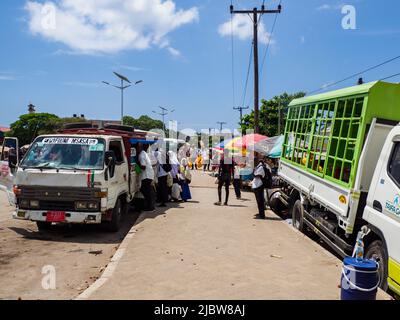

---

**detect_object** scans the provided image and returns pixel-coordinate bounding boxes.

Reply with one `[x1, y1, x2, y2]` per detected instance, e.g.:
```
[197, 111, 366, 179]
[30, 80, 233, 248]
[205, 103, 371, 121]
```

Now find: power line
[241, 42, 253, 108]
[230, 0, 236, 108]
[308, 54, 400, 95]
[380, 72, 400, 81]
[260, 0, 282, 79]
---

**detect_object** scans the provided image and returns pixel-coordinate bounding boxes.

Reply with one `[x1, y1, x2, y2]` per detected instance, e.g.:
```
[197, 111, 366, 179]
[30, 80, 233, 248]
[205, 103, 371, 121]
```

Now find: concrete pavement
[80, 171, 390, 300]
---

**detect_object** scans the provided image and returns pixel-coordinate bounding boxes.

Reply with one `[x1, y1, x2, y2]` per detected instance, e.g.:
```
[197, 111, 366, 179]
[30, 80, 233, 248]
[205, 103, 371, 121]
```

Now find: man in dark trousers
[137, 143, 155, 212]
[155, 148, 170, 207]
[214, 155, 234, 206]
[252, 156, 267, 219]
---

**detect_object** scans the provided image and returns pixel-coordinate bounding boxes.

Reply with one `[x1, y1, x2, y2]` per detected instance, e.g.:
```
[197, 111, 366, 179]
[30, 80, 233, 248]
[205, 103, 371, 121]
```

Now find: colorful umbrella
[252, 135, 284, 158]
[224, 133, 268, 151]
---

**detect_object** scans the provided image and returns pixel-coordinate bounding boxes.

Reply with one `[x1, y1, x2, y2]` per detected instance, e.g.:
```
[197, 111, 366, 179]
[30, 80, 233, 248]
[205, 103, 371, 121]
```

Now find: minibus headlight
[75, 201, 87, 210]
[30, 200, 39, 208]
[20, 199, 29, 208]
[88, 202, 99, 210]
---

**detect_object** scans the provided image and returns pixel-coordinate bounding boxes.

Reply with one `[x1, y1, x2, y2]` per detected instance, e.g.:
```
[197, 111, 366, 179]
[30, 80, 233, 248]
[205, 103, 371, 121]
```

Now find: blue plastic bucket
[340, 257, 379, 300]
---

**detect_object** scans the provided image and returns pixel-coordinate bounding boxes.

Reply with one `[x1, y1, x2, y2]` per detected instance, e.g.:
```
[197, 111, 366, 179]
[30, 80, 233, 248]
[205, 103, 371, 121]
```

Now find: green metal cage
[281, 81, 400, 188]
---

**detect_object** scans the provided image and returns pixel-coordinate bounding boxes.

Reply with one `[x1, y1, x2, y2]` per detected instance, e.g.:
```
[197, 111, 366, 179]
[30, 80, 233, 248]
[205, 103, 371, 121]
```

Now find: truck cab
[0, 123, 155, 232]
[363, 125, 400, 296]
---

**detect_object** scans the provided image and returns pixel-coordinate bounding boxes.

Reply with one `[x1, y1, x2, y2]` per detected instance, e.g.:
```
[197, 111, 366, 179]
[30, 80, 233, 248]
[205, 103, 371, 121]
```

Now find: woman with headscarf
[168, 151, 181, 201]
[180, 158, 192, 202]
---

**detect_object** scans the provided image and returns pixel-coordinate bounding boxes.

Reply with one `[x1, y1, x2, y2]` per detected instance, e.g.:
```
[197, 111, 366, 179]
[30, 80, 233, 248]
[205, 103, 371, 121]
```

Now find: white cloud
[218, 15, 274, 45]
[167, 47, 181, 57]
[316, 4, 332, 10]
[0, 72, 17, 81]
[25, 0, 199, 55]
[316, 3, 345, 11]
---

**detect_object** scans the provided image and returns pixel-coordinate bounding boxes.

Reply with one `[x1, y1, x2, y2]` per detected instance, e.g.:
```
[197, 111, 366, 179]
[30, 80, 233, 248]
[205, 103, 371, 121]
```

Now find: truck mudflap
[13, 209, 102, 224]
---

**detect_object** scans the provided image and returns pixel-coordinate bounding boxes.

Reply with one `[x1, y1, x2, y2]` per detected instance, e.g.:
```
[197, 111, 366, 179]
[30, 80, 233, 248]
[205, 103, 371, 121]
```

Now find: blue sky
[1, 0, 400, 131]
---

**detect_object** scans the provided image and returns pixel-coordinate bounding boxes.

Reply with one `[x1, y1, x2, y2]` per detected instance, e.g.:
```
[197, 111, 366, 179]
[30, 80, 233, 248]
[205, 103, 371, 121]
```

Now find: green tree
[241, 91, 306, 136]
[123, 115, 164, 131]
[8, 113, 60, 145]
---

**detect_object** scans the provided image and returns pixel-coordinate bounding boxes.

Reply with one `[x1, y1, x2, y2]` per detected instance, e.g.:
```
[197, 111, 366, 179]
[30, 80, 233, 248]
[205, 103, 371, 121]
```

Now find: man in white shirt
[233, 163, 242, 199]
[138, 143, 155, 211]
[252, 157, 266, 219]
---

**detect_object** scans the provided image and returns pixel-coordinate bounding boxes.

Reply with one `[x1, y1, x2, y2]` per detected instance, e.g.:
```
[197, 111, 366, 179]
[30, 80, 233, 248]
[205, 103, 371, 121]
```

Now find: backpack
[262, 164, 273, 189]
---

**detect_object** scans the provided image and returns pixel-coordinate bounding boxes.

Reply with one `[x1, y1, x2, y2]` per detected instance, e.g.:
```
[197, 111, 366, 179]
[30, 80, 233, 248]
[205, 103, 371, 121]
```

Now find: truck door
[367, 137, 400, 293]
[0, 137, 19, 205]
[108, 140, 129, 204]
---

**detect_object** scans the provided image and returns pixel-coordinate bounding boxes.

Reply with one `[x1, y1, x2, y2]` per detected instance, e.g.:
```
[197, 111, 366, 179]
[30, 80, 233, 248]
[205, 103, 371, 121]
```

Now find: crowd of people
[213, 153, 275, 219]
[133, 140, 278, 221]
[133, 142, 193, 212]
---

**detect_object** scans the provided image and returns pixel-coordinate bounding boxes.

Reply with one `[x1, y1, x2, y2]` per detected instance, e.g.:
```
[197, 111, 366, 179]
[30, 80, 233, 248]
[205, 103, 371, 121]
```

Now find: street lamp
[102, 72, 143, 122]
[152, 106, 175, 132]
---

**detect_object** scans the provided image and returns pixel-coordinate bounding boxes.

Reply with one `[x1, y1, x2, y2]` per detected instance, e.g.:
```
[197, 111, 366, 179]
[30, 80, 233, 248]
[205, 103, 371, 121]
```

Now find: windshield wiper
[56, 166, 88, 171]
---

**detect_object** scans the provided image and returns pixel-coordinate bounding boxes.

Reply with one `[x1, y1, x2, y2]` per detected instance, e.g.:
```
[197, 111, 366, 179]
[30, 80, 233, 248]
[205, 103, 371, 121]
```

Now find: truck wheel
[268, 191, 286, 215]
[36, 221, 52, 231]
[292, 200, 305, 233]
[365, 240, 389, 291]
[107, 198, 122, 233]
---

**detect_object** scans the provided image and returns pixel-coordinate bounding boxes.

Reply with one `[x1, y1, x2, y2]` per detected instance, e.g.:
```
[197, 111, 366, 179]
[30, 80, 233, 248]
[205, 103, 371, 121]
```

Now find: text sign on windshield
[42, 138, 98, 145]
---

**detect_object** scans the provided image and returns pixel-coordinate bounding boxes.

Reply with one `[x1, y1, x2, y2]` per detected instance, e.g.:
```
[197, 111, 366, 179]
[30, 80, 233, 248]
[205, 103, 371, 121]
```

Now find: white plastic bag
[167, 173, 173, 187]
[171, 183, 182, 200]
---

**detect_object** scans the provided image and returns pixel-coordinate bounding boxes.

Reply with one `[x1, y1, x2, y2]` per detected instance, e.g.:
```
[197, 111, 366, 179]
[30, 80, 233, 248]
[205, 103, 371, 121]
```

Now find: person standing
[168, 150, 181, 202]
[138, 143, 155, 212]
[202, 148, 209, 171]
[252, 157, 266, 219]
[214, 155, 234, 206]
[233, 163, 242, 200]
[155, 148, 170, 207]
[206, 148, 213, 171]
[180, 158, 192, 202]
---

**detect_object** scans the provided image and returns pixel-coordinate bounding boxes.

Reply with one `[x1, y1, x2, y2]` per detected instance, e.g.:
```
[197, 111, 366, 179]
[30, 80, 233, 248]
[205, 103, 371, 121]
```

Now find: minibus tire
[365, 240, 389, 291]
[107, 199, 122, 232]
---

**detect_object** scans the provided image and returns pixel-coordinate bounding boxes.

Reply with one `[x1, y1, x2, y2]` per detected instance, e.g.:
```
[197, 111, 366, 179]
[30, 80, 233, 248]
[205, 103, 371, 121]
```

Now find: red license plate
[46, 211, 66, 222]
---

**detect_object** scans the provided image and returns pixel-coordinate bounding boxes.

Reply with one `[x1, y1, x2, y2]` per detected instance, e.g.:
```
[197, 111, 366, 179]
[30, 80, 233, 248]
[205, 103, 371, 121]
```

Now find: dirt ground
[0, 191, 139, 300]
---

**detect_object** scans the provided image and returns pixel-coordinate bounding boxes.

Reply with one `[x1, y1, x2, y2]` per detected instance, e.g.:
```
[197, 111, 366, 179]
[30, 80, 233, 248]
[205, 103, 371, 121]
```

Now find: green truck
[272, 81, 400, 295]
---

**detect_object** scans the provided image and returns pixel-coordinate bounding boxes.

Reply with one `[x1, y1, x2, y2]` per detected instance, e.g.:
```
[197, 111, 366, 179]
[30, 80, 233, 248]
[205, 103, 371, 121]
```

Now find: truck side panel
[279, 160, 350, 217]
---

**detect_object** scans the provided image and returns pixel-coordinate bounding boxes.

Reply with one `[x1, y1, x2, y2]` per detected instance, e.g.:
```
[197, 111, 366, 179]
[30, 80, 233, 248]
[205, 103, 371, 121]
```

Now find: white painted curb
[75, 214, 145, 300]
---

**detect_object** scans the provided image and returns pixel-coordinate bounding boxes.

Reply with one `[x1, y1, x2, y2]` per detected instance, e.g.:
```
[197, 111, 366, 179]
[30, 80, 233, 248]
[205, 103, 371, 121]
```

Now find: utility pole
[217, 121, 227, 132]
[230, 4, 281, 134]
[278, 103, 281, 135]
[233, 106, 249, 125]
[153, 106, 175, 132]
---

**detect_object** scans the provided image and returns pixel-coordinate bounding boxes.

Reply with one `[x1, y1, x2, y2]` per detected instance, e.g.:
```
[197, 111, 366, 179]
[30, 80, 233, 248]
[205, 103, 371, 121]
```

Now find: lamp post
[152, 106, 175, 132]
[102, 72, 143, 122]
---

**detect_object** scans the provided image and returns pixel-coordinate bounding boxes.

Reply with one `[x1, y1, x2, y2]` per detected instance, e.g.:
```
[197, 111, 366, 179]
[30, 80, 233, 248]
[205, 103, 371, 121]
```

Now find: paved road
[84, 171, 389, 300]
[0, 192, 139, 300]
